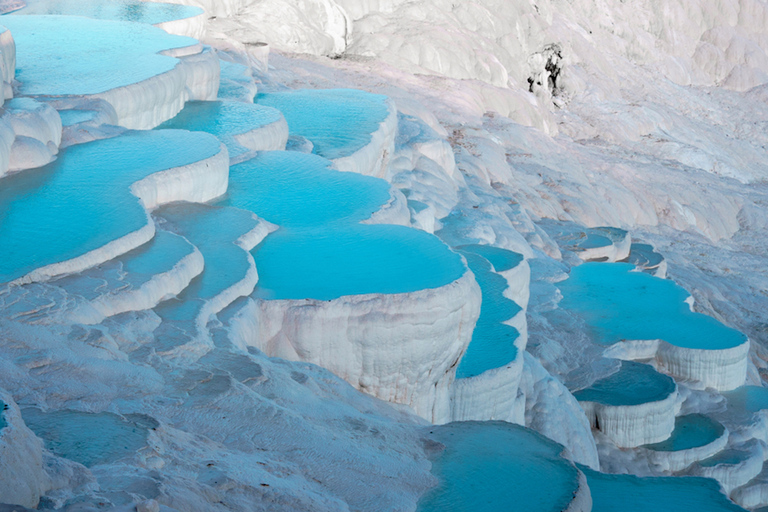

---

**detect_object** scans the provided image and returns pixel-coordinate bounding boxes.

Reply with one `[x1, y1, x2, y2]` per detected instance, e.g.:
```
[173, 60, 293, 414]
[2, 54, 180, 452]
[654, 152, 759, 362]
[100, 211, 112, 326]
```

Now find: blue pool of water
[2, 15, 197, 95]
[457, 244, 523, 272]
[558, 262, 746, 350]
[573, 361, 676, 406]
[724, 386, 768, 413]
[157, 101, 284, 160]
[0, 130, 221, 284]
[644, 414, 724, 452]
[0, 401, 6, 430]
[417, 421, 582, 512]
[252, 224, 466, 301]
[58, 109, 98, 126]
[154, 203, 260, 322]
[629, 243, 664, 269]
[22, 408, 154, 468]
[52, 230, 195, 301]
[455, 252, 521, 380]
[699, 449, 749, 468]
[8, 0, 203, 24]
[582, 467, 746, 512]
[256, 89, 390, 160]
[219, 151, 391, 228]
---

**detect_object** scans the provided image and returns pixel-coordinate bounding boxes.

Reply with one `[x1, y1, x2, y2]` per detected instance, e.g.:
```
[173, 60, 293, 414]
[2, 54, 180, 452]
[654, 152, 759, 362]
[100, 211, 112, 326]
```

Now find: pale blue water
[217, 60, 253, 101]
[8, 0, 202, 23]
[157, 101, 284, 160]
[409, 200, 429, 214]
[558, 262, 746, 350]
[2, 15, 197, 95]
[417, 421, 582, 512]
[629, 243, 664, 272]
[573, 361, 676, 406]
[455, 252, 521, 380]
[58, 109, 98, 127]
[724, 386, 768, 413]
[256, 89, 390, 160]
[0, 130, 221, 284]
[699, 449, 748, 467]
[644, 414, 725, 452]
[582, 467, 746, 512]
[51, 231, 195, 301]
[578, 233, 612, 250]
[22, 408, 154, 468]
[252, 224, 465, 301]
[457, 244, 523, 272]
[219, 151, 391, 228]
[154, 203, 260, 322]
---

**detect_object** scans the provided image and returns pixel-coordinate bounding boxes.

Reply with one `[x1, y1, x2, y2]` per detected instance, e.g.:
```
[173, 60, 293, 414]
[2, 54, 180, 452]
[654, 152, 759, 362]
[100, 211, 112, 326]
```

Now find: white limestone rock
[0, 389, 48, 508]
[226, 269, 481, 424]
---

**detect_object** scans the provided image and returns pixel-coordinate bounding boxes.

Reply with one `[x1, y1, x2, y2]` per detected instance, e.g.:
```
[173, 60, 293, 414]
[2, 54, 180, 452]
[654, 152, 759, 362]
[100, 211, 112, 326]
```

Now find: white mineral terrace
[0, 0, 766, 510]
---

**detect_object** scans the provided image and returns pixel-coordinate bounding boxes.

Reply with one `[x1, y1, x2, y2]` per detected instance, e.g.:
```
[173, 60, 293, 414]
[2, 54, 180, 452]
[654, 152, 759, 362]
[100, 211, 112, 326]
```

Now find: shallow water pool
[573, 361, 676, 406]
[418, 421, 583, 512]
[454, 252, 520, 380]
[2, 15, 197, 96]
[157, 101, 284, 160]
[725, 386, 768, 413]
[8, 0, 202, 24]
[22, 408, 155, 468]
[583, 467, 746, 512]
[252, 224, 465, 301]
[558, 262, 746, 350]
[0, 130, 221, 283]
[220, 151, 391, 228]
[644, 414, 725, 452]
[256, 89, 390, 160]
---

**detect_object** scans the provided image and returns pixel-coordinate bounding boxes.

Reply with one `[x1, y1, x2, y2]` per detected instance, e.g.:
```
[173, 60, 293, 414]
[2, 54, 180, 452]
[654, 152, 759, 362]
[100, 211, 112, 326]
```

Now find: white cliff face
[226, 270, 481, 424]
[0, 389, 48, 508]
[605, 339, 751, 392]
[0, 26, 14, 102]
[0, 97, 62, 177]
[519, 352, 600, 469]
[580, 392, 682, 448]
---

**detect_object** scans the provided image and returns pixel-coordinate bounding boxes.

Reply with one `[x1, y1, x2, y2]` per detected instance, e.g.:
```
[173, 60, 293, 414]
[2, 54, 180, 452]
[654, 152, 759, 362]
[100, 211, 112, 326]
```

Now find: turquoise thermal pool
[256, 89, 391, 160]
[2, 15, 197, 96]
[699, 449, 750, 468]
[157, 101, 284, 160]
[0, 130, 221, 284]
[725, 386, 768, 413]
[456, 244, 524, 272]
[8, 0, 203, 24]
[252, 224, 466, 301]
[22, 408, 154, 468]
[154, 203, 261, 323]
[573, 361, 676, 406]
[454, 251, 521, 380]
[58, 109, 98, 127]
[220, 151, 391, 227]
[629, 243, 664, 272]
[558, 262, 746, 350]
[583, 467, 746, 512]
[417, 422, 584, 512]
[52, 230, 196, 301]
[216, 150, 465, 301]
[643, 414, 725, 452]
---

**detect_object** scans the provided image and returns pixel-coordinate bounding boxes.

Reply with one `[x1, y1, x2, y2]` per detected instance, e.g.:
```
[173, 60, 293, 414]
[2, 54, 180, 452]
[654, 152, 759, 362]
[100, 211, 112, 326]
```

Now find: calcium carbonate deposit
[1, 0, 768, 510]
